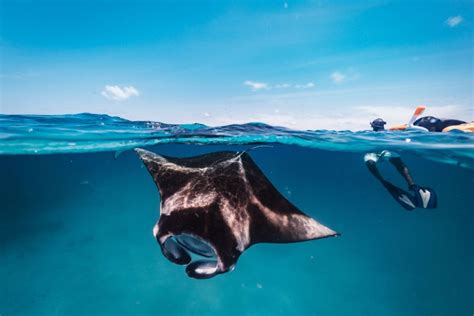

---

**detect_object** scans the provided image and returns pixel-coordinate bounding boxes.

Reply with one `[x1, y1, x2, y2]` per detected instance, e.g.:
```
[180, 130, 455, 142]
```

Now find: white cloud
[330, 70, 361, 84]
[445, 15, 463, 27]
[330, 71, 346, 84]
[101, 85, 140, 101]
[243, 80, 269, 91]
[246, 81, 315, 90]
[295, 82, 315, 89]
[275, 83, 291, 89]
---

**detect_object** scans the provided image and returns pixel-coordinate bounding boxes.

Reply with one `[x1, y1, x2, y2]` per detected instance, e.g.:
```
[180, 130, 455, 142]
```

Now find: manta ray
[135, 148, 339, 279]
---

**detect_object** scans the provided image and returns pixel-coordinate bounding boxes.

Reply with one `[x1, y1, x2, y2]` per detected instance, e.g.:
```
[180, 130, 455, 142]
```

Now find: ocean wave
[1, 113, 473, 167]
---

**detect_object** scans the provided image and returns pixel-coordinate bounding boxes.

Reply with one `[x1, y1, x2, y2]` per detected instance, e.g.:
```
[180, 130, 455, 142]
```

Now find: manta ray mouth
[174, 234, 216, 258]
[164, 234, 221, 279]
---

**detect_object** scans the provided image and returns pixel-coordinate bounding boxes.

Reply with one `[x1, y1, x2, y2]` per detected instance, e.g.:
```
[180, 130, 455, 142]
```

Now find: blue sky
[1, 0, 472, 130]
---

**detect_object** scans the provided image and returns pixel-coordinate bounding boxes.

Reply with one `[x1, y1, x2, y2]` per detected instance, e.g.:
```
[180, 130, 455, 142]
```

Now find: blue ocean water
[1, 114, 473, 315]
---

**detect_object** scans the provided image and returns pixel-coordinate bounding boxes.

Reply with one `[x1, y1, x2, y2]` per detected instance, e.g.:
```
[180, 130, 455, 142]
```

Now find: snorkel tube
[389, 105, 429, 131]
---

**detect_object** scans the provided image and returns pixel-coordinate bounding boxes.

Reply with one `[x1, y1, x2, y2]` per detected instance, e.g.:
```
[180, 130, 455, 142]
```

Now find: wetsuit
[364, 151, 415, 186]
[413, 116, 466, 132]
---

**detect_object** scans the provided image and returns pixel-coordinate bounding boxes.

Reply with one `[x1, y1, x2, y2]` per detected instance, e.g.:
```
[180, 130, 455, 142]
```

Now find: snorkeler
[411, 116, 466, 132]
[365, 118, 437, 211]
[388, 105, 472, 132]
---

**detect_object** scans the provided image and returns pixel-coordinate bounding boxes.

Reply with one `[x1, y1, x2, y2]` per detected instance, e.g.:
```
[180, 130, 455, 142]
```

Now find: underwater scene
[1, 114, 473, 316]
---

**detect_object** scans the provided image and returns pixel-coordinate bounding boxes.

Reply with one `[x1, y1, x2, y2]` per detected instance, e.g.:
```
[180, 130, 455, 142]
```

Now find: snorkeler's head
[370, 118, 386, 131]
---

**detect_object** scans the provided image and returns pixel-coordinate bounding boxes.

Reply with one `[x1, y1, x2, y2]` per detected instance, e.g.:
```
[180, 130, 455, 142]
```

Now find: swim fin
[410, 185, 437, 209]
[382, 181, 416, 211]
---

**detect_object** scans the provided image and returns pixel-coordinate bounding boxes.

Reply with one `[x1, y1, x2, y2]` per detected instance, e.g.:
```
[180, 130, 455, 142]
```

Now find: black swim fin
[410, 185, 437, 209]
[382, 181, 416, 211]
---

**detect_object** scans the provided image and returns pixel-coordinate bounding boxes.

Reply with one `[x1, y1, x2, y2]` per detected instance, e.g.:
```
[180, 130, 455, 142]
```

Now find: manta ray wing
[136, 148, 338, 279]
[239, 153, 339, 244]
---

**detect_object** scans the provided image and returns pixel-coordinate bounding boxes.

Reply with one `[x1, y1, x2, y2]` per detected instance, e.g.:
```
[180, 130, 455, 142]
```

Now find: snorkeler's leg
[388, 156, 416, 188]
[364, 153, 385, 183]
[389, 156, 437, 209]
[364, 152, 416, 211]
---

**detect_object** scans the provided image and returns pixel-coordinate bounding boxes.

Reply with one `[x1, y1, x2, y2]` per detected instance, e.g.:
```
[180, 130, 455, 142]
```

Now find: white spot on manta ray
[161, 182, 218, 216]
[219, 198, 251, 252]
[195, 264, 218, 275]
[153, 223, 159, 238]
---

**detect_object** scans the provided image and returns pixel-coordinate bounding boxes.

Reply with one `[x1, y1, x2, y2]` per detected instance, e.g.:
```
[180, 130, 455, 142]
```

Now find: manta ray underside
[136, 148, 338, 279]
